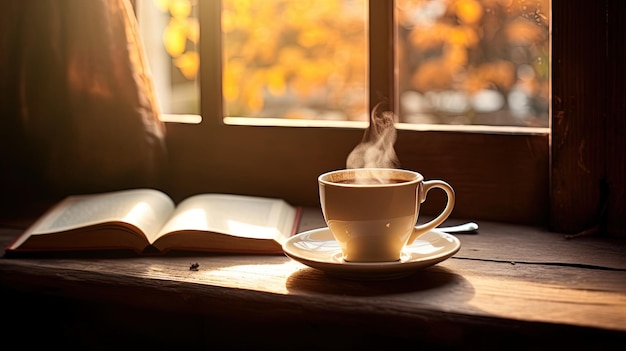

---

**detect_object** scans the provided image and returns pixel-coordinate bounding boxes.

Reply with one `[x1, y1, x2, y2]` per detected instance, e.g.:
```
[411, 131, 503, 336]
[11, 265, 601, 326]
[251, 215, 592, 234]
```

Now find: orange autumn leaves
[154, 0, 549, 122]
[222, 0, 367, 119]
[398, 0, 549, 96]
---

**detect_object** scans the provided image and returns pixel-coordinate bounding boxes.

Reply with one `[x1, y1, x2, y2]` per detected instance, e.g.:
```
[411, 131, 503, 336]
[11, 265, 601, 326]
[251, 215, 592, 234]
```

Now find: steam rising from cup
[346, 101, 400, 183]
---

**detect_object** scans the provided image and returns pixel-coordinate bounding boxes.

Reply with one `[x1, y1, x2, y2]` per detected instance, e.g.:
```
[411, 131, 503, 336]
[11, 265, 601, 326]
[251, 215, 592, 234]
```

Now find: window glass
[396, 0, 550, 127]
[222, 0, 369, 121]
[138, 0, 549, 128]
[137, 0, 199, 115]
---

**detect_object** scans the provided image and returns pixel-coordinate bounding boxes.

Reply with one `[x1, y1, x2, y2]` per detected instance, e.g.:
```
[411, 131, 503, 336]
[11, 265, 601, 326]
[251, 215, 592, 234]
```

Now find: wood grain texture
[369, 0, 395, 112]
[606, 0, 626, 237]
[551, 0, 626, 236]
[1, 208, 625, 349]
[396, 131, 549, 224]
[551, 0, 606, 234]
[164, 123, 549, 226]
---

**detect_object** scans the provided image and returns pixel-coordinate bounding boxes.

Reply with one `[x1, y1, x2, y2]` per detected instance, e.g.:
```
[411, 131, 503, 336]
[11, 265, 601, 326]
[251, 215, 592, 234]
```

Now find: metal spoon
[438, 221, 479, 234]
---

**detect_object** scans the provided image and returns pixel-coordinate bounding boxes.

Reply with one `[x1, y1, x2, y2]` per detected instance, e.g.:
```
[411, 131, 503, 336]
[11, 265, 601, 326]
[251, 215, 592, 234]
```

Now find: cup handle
[408, 180, 455, 244]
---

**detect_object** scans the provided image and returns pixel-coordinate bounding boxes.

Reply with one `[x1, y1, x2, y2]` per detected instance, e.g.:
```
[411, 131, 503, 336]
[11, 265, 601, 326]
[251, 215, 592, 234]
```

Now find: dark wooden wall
[606, 0, 626, 237]
[551, 0, 625, 237]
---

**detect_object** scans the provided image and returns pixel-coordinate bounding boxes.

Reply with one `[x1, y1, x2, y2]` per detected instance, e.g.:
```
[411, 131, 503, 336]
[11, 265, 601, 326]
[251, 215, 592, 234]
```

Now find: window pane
[137, 0, 199, 115]
[222, 0, 369, 121]
[396, 0, 550, 127]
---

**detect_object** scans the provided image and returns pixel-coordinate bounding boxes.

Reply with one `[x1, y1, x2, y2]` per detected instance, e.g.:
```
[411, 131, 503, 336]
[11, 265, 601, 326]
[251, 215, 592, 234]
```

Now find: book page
[24, 189, 175, 242]
[156, 194, 297, 243]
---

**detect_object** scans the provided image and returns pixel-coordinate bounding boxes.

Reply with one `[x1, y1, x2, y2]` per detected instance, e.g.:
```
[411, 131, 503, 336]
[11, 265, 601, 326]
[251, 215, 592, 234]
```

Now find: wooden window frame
[161, 0, 624, 236]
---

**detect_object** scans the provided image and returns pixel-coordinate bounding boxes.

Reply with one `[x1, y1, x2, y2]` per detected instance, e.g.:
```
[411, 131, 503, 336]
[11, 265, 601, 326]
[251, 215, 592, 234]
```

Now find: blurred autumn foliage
[222, 0, 368, 120]
[155, 0, 199, 80]
[153, 0, 550, 127]
[396, 0, 550, 126]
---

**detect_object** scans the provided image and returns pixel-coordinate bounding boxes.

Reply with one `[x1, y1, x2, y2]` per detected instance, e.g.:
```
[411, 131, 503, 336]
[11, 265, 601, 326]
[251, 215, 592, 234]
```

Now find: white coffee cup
[318, 168, 455, 262]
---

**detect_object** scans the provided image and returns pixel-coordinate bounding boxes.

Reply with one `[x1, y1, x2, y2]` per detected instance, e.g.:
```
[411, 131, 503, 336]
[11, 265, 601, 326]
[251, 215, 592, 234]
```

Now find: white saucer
[283, 227, 461, 280]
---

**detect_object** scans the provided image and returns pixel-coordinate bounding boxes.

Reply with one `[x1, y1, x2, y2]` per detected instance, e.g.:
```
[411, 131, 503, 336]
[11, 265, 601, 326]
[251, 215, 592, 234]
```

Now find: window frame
[159, 0, 624, 235]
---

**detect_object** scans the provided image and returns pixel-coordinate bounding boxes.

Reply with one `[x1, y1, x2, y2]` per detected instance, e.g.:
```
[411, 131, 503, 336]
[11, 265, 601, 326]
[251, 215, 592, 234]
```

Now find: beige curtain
[0, 0, 167, 211]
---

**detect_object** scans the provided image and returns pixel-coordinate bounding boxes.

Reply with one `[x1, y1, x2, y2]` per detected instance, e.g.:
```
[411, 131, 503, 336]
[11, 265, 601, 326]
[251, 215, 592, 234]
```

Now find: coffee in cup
[318, 168, 455, 262]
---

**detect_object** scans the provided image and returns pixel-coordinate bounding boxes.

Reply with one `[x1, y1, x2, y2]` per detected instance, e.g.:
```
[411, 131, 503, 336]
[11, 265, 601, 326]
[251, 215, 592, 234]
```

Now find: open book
[6, 188, 302, 255]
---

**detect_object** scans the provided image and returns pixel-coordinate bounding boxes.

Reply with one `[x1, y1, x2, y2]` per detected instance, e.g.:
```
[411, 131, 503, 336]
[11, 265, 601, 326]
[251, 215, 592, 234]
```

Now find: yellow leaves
[154, 0, 195, 20]
[291, 60, 330, 96]
[449, 26, 479, 47]
[410, 24, 478, 50]
[223, 60, 265, 114]
[505, 18, 546, 44]
[155, 0, 199, 79]
[149, 0, 549, 121]
[222, 9, 252, 33]
[174, 51, 198, 80]
[186, 17, 199, 43]
[163, 18, 187, 57]
[446, 45, 468, 68]
[464, 61, 516, 93]
[411, 59, 455, 92]
[404, 0, 548, 104]
[250, 27, 278, 64]
[222, 0, 367, 118]
[265, 67, 287, 96]
[223, 60, 244, 103]
[169, 0, 192, 18]
[298, 28, 331, 48]
[277, 47, 305, 70]
[410, 23, 448, 49]
[244, 88, 265, 114]
[228, 0, 254, 14]
[456, 0, 483, 25]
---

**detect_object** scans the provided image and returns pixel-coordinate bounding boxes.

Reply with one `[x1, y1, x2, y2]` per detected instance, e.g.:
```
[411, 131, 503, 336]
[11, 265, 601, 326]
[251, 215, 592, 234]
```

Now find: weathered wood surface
[1, 209, 625, 348]
[551, 0, 626, 236]
[606, 0, 626, 237]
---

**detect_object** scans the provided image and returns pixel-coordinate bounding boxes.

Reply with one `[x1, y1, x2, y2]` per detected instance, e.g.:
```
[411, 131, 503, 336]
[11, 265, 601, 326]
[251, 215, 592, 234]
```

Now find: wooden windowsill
[1, 207, 625, 349]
